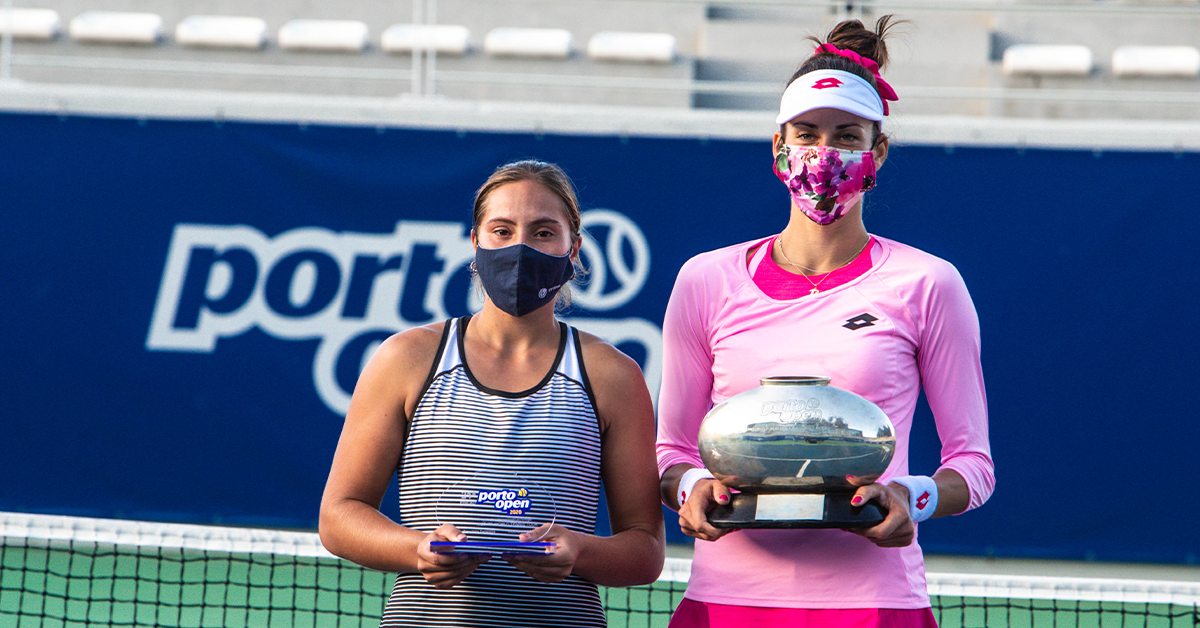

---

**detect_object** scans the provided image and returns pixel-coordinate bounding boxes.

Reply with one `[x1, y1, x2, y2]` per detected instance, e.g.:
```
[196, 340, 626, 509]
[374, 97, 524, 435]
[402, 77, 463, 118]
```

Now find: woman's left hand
[844, 479, 915, 548]
[503, 524, 579, 583]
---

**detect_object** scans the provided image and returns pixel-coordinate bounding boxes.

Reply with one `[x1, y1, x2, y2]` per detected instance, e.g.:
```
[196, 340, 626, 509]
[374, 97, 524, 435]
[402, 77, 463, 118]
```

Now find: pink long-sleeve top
[656, 234, 995, 609]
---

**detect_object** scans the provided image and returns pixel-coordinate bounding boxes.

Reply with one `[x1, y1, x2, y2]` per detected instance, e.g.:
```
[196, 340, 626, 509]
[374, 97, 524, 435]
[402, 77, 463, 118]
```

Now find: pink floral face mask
[773, 145, 877, 225]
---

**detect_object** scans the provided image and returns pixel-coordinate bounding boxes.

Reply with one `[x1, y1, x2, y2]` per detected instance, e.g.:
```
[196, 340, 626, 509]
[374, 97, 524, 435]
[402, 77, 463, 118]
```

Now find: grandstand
[1, 0, 1198, 142]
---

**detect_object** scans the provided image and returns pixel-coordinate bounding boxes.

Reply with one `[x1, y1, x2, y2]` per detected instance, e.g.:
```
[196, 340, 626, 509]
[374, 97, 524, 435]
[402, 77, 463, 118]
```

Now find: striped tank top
[381, 316, 605, 628]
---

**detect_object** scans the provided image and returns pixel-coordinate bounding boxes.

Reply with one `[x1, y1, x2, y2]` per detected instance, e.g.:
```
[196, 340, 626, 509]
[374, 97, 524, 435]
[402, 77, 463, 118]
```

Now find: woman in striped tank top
[319, 160, 666, 627]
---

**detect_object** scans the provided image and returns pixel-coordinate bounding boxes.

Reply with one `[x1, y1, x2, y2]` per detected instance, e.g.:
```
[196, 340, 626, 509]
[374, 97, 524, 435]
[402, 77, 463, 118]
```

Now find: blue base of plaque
[430, 541, 557, 554]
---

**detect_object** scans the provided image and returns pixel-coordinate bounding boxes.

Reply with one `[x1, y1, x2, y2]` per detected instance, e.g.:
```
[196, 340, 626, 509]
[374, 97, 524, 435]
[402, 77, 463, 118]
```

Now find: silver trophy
[698, 376, 896, 528]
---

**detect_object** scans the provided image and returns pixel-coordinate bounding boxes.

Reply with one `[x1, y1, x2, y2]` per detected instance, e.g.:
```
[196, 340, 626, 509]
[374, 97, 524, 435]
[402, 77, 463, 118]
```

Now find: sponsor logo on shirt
[843, 313, 878, 330]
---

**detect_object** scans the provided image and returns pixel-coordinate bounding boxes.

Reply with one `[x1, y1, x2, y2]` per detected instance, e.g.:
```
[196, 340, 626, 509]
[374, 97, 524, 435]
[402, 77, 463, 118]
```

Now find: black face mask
[474, 243, 575, 317]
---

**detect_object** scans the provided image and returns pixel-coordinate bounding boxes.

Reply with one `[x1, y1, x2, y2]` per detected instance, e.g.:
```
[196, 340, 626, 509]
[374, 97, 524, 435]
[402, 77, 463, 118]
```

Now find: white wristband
[677, 467, 715, 508]
[890, 475, 938, 523]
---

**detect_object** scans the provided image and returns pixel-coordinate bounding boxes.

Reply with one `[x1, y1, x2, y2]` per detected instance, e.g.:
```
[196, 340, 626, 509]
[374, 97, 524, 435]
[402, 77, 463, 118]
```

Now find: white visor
[776, 69, 885, 124]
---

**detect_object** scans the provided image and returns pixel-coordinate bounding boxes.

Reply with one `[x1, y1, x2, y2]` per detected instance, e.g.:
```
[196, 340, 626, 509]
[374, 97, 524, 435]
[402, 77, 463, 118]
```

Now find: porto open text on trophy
[430, 471, 558, 554]
[698, 376, 896, 528]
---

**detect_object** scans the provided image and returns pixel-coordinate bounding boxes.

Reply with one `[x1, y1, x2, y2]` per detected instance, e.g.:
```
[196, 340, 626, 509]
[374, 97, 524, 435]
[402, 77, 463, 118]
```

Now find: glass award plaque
[429, 471, 558, 555]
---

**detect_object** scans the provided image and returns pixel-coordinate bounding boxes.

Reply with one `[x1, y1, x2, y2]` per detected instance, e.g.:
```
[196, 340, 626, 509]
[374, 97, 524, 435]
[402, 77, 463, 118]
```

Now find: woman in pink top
[655, 17, 995, 627]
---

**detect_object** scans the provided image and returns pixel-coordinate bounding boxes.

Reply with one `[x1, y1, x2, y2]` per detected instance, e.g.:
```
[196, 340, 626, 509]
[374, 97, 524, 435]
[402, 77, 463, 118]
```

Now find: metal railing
[9, 53, 1200, 107]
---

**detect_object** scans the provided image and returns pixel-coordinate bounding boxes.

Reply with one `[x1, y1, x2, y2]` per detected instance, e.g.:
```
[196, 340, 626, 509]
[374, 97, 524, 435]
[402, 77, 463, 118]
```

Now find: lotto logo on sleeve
[477, 488, 533, 516]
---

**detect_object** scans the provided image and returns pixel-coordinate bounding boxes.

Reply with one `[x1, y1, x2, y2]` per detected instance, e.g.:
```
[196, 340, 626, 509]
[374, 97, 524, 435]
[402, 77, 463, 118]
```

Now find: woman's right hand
[678, 479, 734, 542]
[415, 524, 490, 588]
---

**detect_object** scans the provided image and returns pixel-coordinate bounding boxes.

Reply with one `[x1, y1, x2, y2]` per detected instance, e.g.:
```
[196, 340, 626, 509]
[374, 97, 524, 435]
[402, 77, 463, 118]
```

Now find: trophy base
[708, 493, 885, 529]
[430, 541, 557, 554]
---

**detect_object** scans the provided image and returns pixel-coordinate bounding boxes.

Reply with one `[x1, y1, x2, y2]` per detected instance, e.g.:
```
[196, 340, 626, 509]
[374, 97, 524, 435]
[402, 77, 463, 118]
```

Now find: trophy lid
[760, 376, 830, 386]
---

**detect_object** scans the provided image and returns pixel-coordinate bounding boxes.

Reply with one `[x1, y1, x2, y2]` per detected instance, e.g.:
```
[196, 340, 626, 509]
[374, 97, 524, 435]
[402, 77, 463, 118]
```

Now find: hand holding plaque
[430, 471, 559, 554]
[698, 376, 896, 529]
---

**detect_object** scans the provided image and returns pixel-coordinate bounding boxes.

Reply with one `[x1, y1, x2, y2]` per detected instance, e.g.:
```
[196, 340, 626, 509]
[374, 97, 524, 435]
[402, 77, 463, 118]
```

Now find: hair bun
[822, 16, 898, 70]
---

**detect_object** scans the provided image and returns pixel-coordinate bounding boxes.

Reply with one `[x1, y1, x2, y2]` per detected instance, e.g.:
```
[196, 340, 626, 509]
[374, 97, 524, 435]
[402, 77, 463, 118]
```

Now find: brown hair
[471, 160, 585, 310]
[780, 15, 902, 145]
[472, 160, 582, 241]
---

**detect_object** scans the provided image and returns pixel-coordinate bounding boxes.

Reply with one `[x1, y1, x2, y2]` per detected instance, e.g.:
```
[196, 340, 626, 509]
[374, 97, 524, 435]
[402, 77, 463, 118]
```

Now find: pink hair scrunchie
[813, 43, 899, 115]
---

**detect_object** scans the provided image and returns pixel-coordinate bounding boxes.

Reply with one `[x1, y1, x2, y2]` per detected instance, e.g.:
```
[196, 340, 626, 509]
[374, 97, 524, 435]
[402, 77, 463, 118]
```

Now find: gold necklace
[775, 235, 871, 296]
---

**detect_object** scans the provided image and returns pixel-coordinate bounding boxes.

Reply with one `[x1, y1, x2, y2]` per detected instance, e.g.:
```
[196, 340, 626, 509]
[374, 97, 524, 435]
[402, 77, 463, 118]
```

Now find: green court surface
[3, 530, 1198, 628]
[1, 541, 686, 628]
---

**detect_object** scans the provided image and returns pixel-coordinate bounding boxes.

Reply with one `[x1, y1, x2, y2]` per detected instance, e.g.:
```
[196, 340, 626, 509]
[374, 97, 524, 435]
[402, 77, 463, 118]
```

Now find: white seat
[1002, 44, 1093, 76]
[278, 19, 368, 52]
[587, 32, 676, 63]
[0, 8, 60, 40]
[380, 24, 470, 55]
[484, 27, 573, 59]
[1112, 46, 1200, 78]
[175, 16, 268, 49]
[69, 11, 163, 45]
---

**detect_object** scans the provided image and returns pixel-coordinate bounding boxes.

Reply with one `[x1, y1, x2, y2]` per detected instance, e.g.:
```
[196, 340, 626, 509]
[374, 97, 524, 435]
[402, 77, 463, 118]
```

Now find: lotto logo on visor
[776, 69, 886, 124]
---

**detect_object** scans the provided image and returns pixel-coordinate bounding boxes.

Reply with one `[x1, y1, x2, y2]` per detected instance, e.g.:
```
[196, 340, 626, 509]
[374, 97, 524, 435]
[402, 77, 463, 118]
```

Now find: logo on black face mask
[843, 313, 878, 330]
[474, 243, 575, 318]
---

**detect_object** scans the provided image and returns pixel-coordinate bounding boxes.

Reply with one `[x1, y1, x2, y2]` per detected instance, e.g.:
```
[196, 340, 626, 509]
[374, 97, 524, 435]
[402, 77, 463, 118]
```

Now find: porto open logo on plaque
[430, 471, 558, 554]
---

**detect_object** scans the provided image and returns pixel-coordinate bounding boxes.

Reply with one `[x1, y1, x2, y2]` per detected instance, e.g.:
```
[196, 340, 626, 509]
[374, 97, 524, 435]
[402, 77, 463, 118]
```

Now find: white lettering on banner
[146, 212, 661, 416]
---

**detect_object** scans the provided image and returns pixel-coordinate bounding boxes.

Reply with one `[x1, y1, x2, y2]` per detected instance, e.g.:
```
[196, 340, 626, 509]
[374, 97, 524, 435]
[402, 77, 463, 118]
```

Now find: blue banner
[1, 111, 1196, 563]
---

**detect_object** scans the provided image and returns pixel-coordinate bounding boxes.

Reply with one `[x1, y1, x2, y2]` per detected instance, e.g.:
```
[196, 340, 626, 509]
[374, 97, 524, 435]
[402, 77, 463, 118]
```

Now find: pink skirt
[669, 598, 939, 628]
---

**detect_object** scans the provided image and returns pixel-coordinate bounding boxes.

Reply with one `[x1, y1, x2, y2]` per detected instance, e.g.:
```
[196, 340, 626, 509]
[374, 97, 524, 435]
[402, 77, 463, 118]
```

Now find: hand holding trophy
[698, 376, 896, 528]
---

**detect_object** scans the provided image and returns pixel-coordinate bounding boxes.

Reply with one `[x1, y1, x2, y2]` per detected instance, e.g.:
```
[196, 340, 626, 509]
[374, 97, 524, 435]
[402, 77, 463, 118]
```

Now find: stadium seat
[1002, 44, 1093, 76]
[0, 8, 60, 41]
[380, 24, 471, 55]
[1112, 45, 1200, 78]
[587, 31, 676, 63]
[69, 11, 163, 45]
[278, 19, 369, 52]
[484, 27, 573, 59]
[175, 16, 268, 49]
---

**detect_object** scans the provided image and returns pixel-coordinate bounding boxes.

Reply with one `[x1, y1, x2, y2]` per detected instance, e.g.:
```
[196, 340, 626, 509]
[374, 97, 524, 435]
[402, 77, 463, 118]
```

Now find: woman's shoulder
[370, 321, 450, 377]
[874, 236, 967, 286]
[572, 329, 653, 429]
[871, 237, 977, 325]
[574, 329, 647, 391]
[680, 237, 769, 272]
[673, 236, 771, 293]
[347, 321, 452, 416]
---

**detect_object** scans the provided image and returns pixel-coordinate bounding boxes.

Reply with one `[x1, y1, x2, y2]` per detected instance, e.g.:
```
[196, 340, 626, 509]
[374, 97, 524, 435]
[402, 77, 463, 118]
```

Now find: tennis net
[2, 511, 1197, 627]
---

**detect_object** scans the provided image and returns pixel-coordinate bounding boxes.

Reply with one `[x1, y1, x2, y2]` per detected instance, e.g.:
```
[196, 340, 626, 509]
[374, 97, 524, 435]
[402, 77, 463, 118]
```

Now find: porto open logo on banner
[145, 211, 661, 416]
